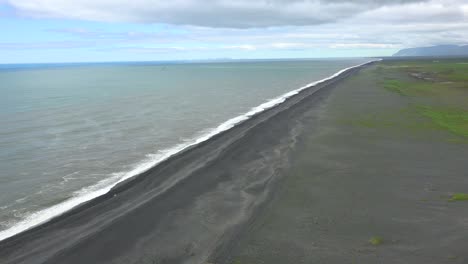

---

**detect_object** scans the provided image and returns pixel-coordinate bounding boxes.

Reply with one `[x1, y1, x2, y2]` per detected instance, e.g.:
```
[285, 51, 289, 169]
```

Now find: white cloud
[270, 42, 309, 49]
[329, 43, 401, 49]
[357, 0, 466, 24]
[461, 3, 468, 16]
[223, 44, 257, 51]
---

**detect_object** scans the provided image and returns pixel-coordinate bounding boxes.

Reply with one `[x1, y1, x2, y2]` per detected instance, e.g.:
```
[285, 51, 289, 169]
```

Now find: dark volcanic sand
[0, 63, 365, 264]
[214, 62, 468, 264]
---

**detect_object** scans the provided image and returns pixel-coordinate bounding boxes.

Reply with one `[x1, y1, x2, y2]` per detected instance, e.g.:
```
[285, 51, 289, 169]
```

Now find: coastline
[0, 59, 376, 243]
[0, 60, 375, 264]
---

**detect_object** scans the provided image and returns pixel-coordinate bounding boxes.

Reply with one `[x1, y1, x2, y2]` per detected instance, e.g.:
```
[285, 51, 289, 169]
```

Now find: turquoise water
[0, 59, 369, 239]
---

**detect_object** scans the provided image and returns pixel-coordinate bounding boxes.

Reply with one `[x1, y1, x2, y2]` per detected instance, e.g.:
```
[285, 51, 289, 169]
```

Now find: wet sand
[0, 63, 367, 264]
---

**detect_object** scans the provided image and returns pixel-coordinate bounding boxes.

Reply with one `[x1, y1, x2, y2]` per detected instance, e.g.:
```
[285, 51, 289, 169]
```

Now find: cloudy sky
[0, 0, 467, 63]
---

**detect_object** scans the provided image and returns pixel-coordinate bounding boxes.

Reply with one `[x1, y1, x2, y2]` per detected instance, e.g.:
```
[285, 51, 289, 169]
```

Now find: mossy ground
[349, 59, 468, 143]
[382, 79, 463, 97]
[369, 236, 383, 246]
[416, 106, 468, 137]
[449, 193, 468, 202]
[383, 59, 468, 82]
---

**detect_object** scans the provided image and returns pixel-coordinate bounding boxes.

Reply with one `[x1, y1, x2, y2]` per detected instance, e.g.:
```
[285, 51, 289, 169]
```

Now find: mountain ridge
[393, 44, 468, 57]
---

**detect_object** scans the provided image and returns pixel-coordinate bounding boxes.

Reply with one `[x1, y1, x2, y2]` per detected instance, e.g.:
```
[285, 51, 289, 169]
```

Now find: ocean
[0, 58, 370, 240]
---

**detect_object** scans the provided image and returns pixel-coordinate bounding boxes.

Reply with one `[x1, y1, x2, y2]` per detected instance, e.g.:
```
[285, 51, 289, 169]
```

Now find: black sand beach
[1, 59, 468, 264]
[0, 62, 367, 264]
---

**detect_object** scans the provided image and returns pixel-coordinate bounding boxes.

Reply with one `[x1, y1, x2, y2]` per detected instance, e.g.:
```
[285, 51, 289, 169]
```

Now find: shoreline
[0, 59, 376, 243]
[0, 60, 375, 264]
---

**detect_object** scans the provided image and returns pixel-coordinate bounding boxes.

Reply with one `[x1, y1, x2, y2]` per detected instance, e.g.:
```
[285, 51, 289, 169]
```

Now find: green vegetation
[416, 106, 468, 137]
[383, 78, 463, 98]
[361, 59, 468, 142]
[369, 236, 383, 246]
[449, 193, 468, 202]
[414, 62, 468, 82]
[345, 108, 438, 134]
[382, 60, 468, 82]
[383, 79, 407, 95]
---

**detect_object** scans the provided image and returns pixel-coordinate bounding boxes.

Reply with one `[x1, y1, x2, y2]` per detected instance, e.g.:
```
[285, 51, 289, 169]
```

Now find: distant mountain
[393, 45, 468, 57]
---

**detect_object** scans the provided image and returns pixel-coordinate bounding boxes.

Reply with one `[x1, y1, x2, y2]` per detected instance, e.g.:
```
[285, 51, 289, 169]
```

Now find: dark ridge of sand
[0, 63, 371, 264]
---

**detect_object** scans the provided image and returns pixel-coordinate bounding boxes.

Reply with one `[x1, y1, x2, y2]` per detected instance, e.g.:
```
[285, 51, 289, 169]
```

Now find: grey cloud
[7, 0, 430, 28]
